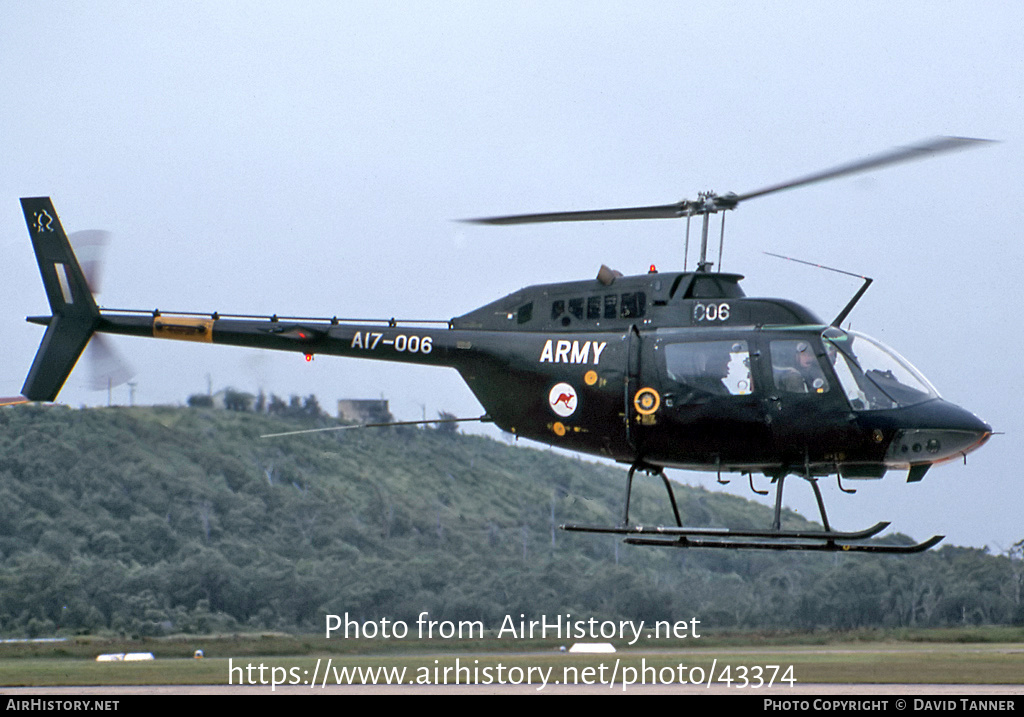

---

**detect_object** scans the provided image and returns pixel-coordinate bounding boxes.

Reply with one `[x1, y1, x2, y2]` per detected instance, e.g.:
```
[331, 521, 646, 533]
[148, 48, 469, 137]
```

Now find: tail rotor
[68, 230, 135, 395]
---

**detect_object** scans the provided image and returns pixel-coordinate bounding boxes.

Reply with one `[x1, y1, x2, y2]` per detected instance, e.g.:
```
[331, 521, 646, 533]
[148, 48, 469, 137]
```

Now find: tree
[303, 394, 323, 418]
[187, 394, 213, 408]
[223, 389, 254, 411]
[435, 411, 460, 435]
[267, 394, 287, 414]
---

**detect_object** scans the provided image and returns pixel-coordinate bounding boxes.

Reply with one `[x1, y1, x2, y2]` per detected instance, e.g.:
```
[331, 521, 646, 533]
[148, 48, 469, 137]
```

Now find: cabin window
[551, 300, 565, 321]
[688, 277, 726, 298]
[620, 291, 646, 319]
[568, 297, 584, 320]
[663, 340, 753, 396]
[549, 292, 647, 323]
[604, 295, 618, 319]
[517, 302, 533, 324]
[686, 276, 745, 299]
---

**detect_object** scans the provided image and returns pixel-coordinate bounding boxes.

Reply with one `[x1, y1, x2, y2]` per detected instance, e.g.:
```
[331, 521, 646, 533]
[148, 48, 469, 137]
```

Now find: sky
[1, 1, 1021, 552]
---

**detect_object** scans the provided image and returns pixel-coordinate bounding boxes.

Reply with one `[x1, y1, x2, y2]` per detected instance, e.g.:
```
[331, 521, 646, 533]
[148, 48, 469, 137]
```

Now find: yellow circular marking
[633, 387, 660, 415]
[584, 370, 598, 386]
[552, 422, 566, 437]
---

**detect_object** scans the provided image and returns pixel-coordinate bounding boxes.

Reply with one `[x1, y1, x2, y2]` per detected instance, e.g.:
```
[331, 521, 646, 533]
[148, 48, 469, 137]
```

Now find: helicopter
[18, 137, 993, 553]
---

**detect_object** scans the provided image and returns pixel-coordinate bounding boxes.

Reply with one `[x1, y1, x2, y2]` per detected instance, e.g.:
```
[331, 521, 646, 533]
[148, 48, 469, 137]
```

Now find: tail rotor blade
[86, 334, 135, 392]
[68, 230, 110, 295]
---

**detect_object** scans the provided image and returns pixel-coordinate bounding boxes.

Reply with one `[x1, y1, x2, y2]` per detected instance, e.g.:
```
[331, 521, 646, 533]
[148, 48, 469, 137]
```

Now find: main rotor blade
[463, 136, 994, 226]
[464, 201, 695, 225]
[732, 136, 995, 203]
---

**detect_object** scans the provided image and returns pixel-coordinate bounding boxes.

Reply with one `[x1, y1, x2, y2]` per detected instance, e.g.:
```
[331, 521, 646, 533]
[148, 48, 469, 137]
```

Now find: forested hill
[0, 403, 1019, 637]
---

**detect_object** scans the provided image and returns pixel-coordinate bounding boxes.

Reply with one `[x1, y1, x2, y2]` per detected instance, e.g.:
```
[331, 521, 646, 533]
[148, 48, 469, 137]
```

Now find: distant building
[337, 399, 393, 424]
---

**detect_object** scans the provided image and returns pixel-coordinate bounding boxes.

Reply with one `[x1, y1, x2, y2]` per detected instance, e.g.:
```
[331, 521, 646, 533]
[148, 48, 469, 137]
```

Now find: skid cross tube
[619, 462, 682, 528]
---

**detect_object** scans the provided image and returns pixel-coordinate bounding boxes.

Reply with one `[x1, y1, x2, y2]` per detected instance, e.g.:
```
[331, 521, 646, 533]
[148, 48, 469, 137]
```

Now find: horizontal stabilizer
[22, 315, 96, 401]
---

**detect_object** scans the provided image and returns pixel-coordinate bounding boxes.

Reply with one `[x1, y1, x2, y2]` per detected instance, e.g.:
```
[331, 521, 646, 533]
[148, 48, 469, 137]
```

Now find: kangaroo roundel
[548, 382, 578, 417]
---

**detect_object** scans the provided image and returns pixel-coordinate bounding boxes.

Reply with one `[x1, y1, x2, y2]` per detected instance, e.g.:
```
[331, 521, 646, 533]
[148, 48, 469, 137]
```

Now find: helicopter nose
[884, 400, 991, 465]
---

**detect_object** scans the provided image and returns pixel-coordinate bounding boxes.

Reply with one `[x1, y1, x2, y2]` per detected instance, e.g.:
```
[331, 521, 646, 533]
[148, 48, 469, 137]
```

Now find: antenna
[763, 252, 873, 326]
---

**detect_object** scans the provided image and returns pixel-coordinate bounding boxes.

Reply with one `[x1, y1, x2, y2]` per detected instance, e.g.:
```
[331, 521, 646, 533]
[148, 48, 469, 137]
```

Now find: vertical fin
[20, 198, 100, 401]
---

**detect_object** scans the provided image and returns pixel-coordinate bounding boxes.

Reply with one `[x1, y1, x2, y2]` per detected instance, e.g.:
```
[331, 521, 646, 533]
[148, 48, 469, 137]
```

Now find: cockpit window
[663, 340, 753, 396]
[822, 328, 939, 410]
[770, 339, 829, 394]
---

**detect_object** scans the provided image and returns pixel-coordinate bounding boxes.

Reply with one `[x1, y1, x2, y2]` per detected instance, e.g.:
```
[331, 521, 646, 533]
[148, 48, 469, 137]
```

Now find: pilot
[777, 341, 826, 393]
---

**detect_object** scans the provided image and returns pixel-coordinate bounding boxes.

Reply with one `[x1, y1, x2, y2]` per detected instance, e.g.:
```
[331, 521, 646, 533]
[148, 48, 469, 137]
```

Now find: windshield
[822, 328, 939, 410]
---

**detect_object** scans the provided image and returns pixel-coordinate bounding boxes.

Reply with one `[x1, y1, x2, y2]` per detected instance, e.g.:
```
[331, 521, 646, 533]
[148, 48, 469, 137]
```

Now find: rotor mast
[697, 194, 713, 272]
[694, 191, 738, 272]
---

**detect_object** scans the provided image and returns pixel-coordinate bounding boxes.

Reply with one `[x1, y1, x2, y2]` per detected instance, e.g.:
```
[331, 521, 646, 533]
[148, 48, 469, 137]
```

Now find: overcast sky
[1, 2, 1021, 551]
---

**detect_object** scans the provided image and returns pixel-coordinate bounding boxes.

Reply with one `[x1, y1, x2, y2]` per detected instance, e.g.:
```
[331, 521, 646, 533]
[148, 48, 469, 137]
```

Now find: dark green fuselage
[20, 196, 989, 483]
[73, 269, 989, 482]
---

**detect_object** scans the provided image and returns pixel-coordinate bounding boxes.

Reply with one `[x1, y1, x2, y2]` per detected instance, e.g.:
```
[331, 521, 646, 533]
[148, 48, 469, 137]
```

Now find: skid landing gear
[560, 464, 944, 554]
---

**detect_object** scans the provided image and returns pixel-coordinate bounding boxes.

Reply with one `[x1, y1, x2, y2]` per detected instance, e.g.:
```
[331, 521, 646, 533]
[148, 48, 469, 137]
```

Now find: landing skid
[560, 463, 944, 553]
[620, 533, 944, 553]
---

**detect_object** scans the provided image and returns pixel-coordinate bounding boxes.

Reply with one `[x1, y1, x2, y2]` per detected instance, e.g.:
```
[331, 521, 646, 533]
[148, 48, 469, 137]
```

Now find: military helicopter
[18, 137, 992, 553]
